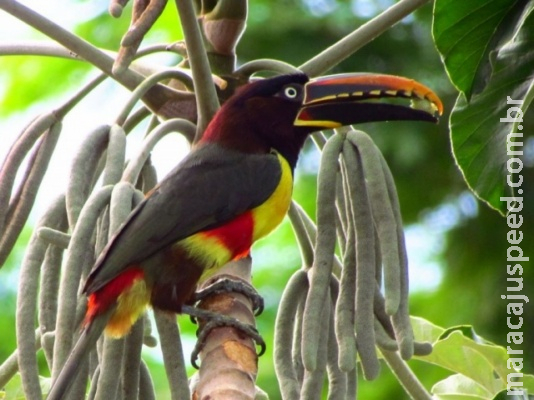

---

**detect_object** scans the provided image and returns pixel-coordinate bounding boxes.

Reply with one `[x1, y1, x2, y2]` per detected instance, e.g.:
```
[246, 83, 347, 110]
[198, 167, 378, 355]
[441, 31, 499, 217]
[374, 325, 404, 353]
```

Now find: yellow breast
[251, 152, 293, 242]
[178, 151, 293, 281]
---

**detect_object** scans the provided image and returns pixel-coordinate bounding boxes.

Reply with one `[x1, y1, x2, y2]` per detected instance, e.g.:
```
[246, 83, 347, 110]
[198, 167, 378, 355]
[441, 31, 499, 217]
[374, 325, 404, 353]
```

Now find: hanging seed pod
[0, 116, 62, 267]
[38, 212, 68, 368]
[154, 310, 190, 400]
[16, 196, 66, 400]
[66, 125, 111, 229]
[103, 124, 127, 186]
[274, 270, 308, 400]
[342, 140, 381, 380]
[53, 186, 114, 379]
[347, 130, 401, 316]
[122, 118, 195, 184]
[302, 133, 343, 372]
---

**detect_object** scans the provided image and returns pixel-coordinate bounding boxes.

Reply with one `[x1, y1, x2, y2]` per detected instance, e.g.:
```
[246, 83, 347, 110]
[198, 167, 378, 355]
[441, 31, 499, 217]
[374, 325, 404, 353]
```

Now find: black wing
[84, 143, 282, 293]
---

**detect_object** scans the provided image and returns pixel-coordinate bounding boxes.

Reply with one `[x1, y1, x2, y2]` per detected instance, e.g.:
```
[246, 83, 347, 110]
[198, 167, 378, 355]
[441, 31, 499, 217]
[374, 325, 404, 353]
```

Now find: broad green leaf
[412, 318, 528, 396]
[432, 373, 493, 399]
[439, 325, 485, 342]
[427, 339, 503, 394]
[433, 0, 521, 99]
[434, 1, 534, 214]
[411, 316, 446, 343]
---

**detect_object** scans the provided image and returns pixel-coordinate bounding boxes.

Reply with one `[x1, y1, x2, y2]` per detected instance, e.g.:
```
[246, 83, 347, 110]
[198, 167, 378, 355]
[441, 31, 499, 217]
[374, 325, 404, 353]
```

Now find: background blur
[0, 0, 532, 398]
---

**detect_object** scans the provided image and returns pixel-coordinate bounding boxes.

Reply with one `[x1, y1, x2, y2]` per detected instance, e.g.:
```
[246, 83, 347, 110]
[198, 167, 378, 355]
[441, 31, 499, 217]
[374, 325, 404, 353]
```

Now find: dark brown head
[200, 73, 443, 168]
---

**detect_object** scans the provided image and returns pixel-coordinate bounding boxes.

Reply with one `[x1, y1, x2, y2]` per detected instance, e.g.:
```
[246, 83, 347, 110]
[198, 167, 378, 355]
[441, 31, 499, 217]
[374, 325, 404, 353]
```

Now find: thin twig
[122, 118, 195, 184]
[0, 112, 57, 243]
[0, 41, 82, 59]
[174, 0, 219, 139]
[0, 0, 144, 88]
[234, 59, 301, 77]
[39, 220, 68, 368]
[115, 69, 194, 125]
[299, 0, 431, 76]
[287, 202, 315, 268]
[382, 350, 432, 400]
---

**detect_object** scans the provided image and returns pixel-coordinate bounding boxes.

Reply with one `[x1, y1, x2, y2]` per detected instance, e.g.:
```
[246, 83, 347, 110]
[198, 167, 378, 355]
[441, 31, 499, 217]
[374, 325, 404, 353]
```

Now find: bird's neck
[198, 107, 307, 171]
[199, 110, 269, 152]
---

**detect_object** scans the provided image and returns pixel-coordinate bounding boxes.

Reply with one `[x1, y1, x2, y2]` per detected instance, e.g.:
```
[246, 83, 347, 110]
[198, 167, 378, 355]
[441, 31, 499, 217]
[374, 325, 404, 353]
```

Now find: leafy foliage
[433, 0, 534, 213]
[413, 317, 534, 398]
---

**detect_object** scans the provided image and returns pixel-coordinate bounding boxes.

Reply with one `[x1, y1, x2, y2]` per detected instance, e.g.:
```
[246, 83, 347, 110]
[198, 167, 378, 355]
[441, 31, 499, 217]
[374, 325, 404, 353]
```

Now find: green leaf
[411, 316, 446, 343]
[493, 373, 534, 399]
[432, 373, 493, 399]
[432, 0, 522, 99]
[433, 1, 534, 214]
[428, 337, 504, 394]
[412, 318, 534, 397]
[439, 325, 486, 343]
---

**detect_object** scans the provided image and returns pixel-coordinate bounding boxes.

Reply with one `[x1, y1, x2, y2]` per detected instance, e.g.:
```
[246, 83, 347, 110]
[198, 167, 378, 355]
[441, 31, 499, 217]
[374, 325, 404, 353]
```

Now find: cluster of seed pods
[274, 129, 432, 400]
[0, 70, 199, 400]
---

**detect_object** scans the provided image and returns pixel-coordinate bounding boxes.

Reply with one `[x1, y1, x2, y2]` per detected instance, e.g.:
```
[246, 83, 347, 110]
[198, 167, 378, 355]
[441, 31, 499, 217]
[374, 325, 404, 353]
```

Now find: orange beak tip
[410, 97, 443, 118]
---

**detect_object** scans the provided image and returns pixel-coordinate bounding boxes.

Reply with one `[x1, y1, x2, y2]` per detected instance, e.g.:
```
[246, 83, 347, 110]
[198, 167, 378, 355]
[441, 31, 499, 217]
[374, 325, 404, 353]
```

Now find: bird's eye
[284, 86, 299, 99]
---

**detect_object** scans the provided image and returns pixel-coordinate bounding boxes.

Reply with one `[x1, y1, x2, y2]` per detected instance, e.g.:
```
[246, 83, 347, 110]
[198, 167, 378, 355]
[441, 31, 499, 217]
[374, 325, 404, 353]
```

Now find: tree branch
[382, 350, 432, 400]
[0, 0, 140, 86]
[0, 1, 189, 119]
[193, 258, 258, 399]
[174, 0, 219, 139]
[299, 0, 431, 77]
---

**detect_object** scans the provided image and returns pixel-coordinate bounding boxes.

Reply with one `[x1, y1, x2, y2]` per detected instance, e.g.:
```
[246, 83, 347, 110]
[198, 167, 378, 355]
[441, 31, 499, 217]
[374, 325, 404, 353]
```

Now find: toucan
[47, 72, 442, 399]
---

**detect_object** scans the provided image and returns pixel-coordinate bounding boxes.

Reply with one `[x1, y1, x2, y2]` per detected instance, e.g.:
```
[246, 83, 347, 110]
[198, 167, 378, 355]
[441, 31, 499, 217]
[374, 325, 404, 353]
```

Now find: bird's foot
[181, 304, 266, 369]
[193, 277, 264, 316]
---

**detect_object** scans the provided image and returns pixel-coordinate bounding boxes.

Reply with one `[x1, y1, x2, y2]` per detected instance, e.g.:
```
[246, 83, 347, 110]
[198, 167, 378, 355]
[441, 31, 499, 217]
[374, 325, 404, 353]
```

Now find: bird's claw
[193, 277, 265, 316]
[181, 304, 265, 369]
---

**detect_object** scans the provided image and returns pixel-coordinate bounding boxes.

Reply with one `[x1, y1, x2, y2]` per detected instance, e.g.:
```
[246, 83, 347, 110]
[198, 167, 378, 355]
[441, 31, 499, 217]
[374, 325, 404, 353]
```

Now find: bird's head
[200, 72, 443, 168]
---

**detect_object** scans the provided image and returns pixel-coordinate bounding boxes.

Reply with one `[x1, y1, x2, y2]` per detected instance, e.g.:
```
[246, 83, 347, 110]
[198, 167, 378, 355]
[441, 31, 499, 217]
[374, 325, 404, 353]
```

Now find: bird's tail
[47, 309, 112, 400]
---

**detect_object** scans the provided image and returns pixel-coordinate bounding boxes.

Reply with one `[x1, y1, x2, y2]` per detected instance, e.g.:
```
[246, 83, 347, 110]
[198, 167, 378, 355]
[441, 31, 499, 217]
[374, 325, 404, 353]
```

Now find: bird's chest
[179, 154, 293, 274]
[250, 153, 293, 241]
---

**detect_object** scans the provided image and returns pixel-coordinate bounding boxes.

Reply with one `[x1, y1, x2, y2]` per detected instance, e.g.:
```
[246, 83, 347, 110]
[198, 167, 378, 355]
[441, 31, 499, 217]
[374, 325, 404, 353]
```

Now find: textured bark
[193, 258, 259, 400]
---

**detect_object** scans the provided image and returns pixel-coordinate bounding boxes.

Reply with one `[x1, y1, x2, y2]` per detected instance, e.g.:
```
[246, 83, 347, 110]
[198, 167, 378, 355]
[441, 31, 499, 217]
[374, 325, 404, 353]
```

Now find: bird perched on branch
[48, 72, 442, 399]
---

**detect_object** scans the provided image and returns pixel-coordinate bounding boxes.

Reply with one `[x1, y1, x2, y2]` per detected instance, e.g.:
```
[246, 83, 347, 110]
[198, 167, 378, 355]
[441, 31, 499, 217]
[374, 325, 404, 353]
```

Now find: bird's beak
[295, 73, 443, 129]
